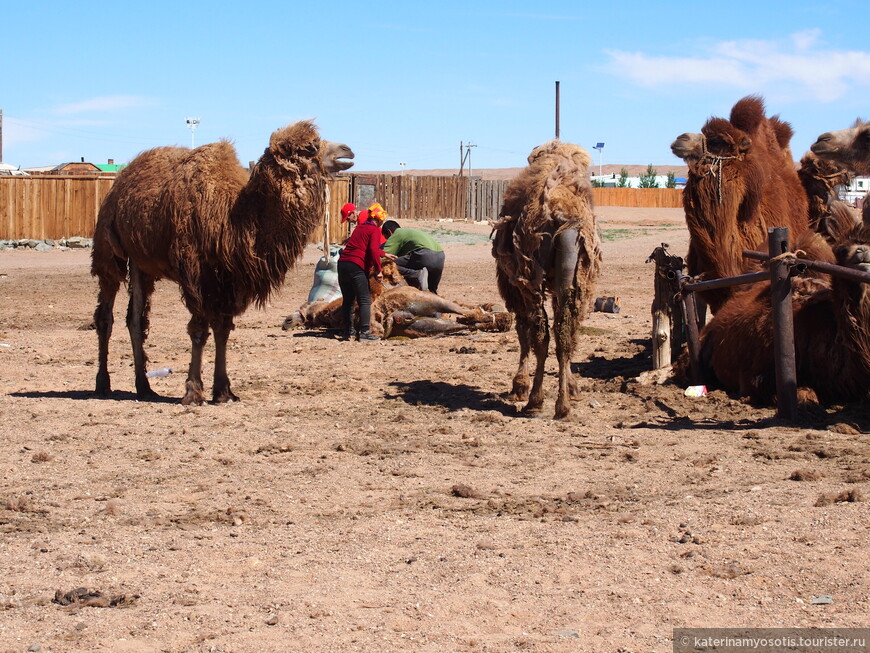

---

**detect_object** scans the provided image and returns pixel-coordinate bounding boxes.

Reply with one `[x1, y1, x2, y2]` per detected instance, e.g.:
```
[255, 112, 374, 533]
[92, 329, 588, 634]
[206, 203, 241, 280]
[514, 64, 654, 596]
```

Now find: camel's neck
[228, 167, 326, 309]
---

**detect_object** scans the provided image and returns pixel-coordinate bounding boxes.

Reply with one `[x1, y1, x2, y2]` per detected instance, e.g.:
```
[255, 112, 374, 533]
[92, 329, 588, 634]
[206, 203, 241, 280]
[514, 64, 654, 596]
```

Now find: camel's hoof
[554, 406, 572, 420]
[181, 392, 206, 406]
[521, 402, 544, 414]
[506, 391, 529, 402]
[212, 391, 240, 404]
[136, 389, 161, 402]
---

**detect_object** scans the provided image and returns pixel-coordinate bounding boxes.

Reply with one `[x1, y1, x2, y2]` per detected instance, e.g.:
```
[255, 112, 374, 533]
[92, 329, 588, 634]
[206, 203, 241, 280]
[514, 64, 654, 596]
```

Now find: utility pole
[555, 81, 560, 140]
[459, 141, 476, 177]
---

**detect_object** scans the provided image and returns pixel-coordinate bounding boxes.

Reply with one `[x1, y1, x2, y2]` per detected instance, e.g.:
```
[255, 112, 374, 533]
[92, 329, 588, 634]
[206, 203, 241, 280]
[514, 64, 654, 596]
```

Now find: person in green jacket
[381, 220, 445, 294]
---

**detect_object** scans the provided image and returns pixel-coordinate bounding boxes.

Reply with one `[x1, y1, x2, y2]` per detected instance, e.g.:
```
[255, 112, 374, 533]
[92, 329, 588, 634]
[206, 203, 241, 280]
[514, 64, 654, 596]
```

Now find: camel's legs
[182, 314, 210, 406]
[524, 298, 550, 413]
[508, 315, 532, 401]
[553, 228, 581, 419]
[210, 315, 239, 403]
[127, 262, 157, 400]
[94, 274, 120, 396]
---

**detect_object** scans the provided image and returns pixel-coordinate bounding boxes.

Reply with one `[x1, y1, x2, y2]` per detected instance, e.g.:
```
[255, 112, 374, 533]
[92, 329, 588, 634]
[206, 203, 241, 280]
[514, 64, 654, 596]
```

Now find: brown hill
[359, 164, 690, 181]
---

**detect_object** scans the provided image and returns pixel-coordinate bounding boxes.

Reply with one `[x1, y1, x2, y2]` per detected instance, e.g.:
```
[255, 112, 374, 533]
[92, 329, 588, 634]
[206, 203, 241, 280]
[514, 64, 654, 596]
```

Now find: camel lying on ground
[491, 140, 601, 419]
[282, 273, 512, 338]
[92, 120, 353, 404]
[681, 220, 870, 405]
[671, 96, 809, 313]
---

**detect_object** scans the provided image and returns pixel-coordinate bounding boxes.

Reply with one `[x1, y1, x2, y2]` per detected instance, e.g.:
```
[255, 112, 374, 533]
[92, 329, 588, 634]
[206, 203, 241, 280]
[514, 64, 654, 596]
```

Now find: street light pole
[593, 142, 605, 178]
[185, 117, 201, 149]
[399, 161, 406, 177]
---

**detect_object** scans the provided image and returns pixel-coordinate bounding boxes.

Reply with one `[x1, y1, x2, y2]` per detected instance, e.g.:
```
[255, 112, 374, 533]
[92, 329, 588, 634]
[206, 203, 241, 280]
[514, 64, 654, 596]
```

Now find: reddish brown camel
[491, 140, 601, 419]
[91, 121, 353, 404]
[689, 217, 870, 405]
[671, 96, 809, 313]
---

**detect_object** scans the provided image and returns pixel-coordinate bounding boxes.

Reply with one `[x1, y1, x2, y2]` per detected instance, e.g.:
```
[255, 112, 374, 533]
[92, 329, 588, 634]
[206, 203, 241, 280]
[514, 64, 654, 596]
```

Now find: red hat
[340, 202, 357, 223]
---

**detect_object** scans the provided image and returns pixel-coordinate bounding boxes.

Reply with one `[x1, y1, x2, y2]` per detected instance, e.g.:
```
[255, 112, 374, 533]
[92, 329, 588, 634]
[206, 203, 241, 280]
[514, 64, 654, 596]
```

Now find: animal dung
[594, 296, 620, 313]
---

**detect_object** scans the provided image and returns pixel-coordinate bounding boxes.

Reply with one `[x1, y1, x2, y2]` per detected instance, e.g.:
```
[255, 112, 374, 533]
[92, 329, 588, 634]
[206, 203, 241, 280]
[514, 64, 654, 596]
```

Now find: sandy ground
[1, 207, 869, 653]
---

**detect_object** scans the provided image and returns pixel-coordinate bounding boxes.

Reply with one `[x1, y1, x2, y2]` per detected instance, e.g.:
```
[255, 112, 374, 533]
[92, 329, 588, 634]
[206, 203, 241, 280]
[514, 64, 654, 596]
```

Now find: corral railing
[1, 174, 684, 240]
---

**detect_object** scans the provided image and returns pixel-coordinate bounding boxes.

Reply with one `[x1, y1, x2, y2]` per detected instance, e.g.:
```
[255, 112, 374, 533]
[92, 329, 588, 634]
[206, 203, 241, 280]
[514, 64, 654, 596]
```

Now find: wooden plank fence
[1, 174, 684, 240]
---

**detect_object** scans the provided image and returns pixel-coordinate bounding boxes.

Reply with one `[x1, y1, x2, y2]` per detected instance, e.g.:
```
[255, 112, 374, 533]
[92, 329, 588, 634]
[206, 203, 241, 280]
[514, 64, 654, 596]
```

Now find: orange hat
[340, 202, 356, 223]
[368, 202, 387, 222]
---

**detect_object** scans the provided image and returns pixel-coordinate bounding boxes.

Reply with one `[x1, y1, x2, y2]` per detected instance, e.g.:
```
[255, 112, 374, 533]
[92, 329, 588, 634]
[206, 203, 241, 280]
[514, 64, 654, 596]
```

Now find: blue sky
[3, 1, 869, 172]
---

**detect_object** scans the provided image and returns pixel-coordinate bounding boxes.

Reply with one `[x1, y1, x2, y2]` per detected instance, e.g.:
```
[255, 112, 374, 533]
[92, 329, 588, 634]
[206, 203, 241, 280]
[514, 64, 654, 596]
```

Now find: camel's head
[811, 120, 870, 175]
[266, 120, 354, 176]
[670, 133, 705, 162]
[321, 140, 355, 174]
[834, 211, 870, 273]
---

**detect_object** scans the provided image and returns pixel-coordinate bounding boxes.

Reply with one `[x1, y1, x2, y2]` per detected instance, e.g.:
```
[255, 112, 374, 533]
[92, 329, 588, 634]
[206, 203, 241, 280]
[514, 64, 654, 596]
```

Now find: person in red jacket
[337, 202, 388, 341]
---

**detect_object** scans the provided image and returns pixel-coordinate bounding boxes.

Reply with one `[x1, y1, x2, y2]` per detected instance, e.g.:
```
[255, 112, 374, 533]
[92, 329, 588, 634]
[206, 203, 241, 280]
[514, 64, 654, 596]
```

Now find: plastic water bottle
[146, 367, 173, 378]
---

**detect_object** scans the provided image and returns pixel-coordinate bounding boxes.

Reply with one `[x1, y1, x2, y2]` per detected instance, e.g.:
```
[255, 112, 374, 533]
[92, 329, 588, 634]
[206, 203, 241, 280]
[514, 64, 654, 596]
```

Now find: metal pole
[0, 108, 4, 162]
[768, 227, 798, 421]
[555, 81, 560, 140]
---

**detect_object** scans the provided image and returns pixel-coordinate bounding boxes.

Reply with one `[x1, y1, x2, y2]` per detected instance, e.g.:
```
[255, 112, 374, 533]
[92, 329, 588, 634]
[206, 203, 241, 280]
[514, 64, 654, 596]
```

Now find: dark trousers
[338, 261, 372, 334]
[394, 248, 445, 293]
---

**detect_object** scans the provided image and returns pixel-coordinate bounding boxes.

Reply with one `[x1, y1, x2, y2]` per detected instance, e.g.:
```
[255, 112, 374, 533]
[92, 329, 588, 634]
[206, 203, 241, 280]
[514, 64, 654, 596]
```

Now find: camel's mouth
[810, 140, 838, 157]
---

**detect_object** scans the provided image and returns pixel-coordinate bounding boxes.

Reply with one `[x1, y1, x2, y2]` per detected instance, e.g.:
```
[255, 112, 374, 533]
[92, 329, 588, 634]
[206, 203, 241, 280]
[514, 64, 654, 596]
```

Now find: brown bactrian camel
[671, 96, 809, 313]
[811, 119, 870, 223]
[491, 140, 601, 419]
[92, 120, 353, 404]
[797, 151, 859, 244]
[685, 216, 870, 405]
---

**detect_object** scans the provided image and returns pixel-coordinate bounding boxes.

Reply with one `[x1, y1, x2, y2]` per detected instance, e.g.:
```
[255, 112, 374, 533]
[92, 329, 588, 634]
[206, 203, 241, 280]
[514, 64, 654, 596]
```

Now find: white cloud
[605, 32, 870, 102]
[54, 95, 155, 115]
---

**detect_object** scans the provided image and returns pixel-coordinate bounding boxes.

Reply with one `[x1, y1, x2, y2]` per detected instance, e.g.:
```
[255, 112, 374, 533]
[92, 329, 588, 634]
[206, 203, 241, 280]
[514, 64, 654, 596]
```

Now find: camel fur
[491, 140, 601, 419]
[684, 222, 870, 405]
[672, 96, 809, 313]
[91, 120, 353, 404]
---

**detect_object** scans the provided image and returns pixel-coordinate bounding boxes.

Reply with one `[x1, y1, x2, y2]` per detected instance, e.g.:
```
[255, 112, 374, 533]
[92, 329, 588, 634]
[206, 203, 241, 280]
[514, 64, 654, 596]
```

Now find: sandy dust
[1, 207, 868, 652]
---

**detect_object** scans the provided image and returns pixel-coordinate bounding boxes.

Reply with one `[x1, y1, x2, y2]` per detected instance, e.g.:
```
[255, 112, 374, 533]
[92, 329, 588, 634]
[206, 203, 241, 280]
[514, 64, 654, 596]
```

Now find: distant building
[0, 162, 28, 176]
[840, 175, 869, 208]
[591, 173, 685, 189]
[23, 158, 122, 176]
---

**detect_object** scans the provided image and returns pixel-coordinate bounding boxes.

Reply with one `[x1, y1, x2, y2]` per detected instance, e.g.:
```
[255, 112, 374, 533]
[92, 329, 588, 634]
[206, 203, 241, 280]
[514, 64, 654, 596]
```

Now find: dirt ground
[1, 207, 869, 653]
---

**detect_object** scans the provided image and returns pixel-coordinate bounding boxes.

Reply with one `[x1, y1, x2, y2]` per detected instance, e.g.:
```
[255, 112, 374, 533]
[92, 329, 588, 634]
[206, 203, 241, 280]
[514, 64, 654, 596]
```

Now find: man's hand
[383, 252, 397, 261]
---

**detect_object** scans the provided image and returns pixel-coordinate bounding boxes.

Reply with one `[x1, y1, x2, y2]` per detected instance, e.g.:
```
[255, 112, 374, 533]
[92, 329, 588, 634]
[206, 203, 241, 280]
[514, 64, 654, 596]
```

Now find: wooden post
[648, 246, 675, 368]
[768, 227, 798, 420]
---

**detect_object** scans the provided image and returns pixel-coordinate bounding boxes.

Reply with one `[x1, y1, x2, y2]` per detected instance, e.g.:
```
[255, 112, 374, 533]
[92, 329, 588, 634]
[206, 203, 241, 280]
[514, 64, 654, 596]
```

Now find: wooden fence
[1, 174, 684, 240]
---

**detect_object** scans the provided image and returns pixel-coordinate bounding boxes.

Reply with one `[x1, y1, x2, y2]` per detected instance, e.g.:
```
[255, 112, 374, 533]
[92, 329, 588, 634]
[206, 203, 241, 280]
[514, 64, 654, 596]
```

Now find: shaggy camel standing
[92, 120, 353, 404]
[671, 96, 809, 313]
[491, 140, 601, 419]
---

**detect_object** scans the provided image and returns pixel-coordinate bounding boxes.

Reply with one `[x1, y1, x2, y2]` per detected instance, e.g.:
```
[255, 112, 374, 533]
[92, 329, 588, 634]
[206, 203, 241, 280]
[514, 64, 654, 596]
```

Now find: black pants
[394, 248, 445, 293]
[338, 260, 372, 334]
